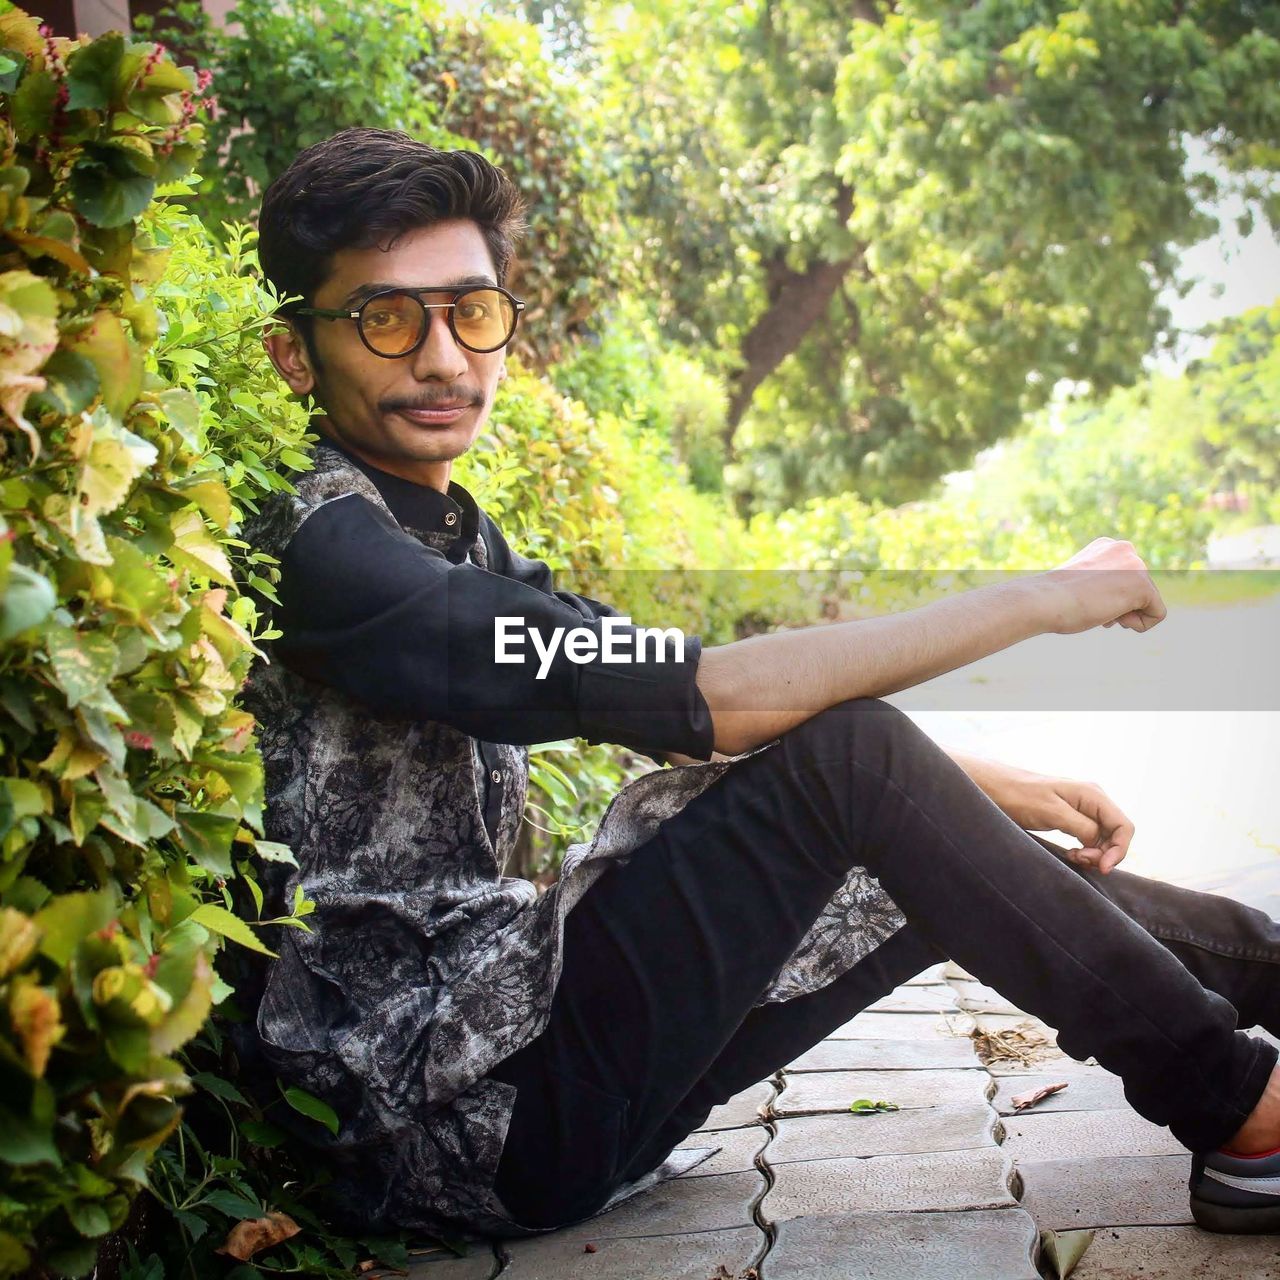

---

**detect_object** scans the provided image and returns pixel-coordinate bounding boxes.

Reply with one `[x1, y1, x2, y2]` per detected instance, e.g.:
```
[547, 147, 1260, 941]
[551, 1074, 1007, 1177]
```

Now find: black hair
[257, 127, 529, 322]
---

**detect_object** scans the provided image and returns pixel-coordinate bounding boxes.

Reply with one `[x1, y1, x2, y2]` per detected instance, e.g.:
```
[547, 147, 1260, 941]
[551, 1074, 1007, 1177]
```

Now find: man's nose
[409, 308, 469, 381]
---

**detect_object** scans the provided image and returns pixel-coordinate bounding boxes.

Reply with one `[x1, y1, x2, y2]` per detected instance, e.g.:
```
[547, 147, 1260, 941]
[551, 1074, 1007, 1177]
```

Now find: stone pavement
[409, 964, 1280, 1279]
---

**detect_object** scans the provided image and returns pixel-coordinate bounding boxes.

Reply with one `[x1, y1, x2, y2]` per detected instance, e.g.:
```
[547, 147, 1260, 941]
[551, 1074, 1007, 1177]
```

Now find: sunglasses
[294, 285, 526, 357]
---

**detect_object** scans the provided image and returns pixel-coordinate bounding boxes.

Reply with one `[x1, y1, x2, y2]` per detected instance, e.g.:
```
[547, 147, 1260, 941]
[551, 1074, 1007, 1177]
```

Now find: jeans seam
[1137, 928, 1280, 966]
[799, 749, 1255, 1123]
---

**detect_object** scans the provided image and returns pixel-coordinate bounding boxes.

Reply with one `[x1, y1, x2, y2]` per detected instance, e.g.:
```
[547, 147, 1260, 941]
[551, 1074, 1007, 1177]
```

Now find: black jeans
[489, 697, 1280, 1230]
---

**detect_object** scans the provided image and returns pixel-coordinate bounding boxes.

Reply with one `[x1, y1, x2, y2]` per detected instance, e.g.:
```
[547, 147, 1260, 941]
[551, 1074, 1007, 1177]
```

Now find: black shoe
[1190, 1145, 1280, 1233]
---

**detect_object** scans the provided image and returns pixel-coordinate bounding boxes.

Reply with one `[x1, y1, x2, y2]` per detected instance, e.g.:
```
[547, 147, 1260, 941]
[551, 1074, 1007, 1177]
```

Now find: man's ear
[263, 319, 318, 397]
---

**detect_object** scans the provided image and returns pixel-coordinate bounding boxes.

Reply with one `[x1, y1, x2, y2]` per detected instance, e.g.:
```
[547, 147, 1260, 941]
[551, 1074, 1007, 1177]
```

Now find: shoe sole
[1191, 1195, 1280, 1234]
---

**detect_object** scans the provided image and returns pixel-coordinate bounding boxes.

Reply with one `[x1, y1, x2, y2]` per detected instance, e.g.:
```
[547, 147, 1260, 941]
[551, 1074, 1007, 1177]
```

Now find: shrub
[0, 15, 310, 1275]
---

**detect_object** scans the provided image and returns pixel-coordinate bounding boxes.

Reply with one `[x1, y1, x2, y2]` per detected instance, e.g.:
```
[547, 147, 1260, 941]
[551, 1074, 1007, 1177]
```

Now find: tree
[586, 0, 1280, 509]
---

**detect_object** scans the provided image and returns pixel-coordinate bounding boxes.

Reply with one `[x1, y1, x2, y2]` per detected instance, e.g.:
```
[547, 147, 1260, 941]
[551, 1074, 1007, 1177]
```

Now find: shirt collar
[321, 439, 482, 565]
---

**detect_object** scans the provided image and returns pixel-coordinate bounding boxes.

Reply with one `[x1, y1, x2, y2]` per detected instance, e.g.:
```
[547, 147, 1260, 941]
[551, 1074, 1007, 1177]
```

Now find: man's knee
[780, 696, 920, 772]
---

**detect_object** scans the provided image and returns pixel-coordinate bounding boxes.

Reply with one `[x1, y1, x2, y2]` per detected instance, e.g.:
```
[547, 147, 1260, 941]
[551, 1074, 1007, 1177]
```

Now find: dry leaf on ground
[1012, 1081, 1069, 1110]
[216, 1211, 301, 1261]
[970, 1019, 1057, 1067]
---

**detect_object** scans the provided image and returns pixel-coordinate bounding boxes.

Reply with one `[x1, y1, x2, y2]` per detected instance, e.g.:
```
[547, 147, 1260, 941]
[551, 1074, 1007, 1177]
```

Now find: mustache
[381, 391, 484, 412]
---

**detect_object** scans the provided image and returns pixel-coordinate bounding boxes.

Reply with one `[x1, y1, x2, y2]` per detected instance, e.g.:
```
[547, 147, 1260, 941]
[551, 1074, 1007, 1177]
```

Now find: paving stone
[992, 1067, 1128, 1115]
[1001, 1107, 1184, 1160]
[787, 1037, 983, 1073]
[1069, 1224, 1280, 1279]
[674, 1125, 768, 1177]
[866, 985, 960, 1014]
[694, 1080, 774, 1131]
[550, 1171, 765, 1242]
[774, 1068, 990, 1116]
[827, 1011, 975, 1041]
[1251, 1025, 1280, 1052]
[769, 1104, 999, 1163]
[499, 1226, 761, 1279]
[406, 1245, 496, 1278]
[950, 978, 1025, 1015]
[764, 1147, 1017, 1220]
[1016, 1155, 1192, 1229]
[904, 963, 948, 985]
[767, 1208, 1040, 1280]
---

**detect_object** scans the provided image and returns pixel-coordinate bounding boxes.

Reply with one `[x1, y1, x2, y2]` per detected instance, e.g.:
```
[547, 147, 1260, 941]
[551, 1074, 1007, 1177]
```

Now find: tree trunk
[723, 182, 859, 454]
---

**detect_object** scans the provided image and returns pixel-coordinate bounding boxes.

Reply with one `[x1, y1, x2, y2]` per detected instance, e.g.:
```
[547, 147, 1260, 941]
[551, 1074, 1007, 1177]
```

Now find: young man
[238, 126, 1280, 1242]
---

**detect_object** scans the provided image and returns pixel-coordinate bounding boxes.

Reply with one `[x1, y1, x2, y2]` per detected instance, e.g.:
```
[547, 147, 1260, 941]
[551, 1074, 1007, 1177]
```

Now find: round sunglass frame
[293, 284, 527, 357]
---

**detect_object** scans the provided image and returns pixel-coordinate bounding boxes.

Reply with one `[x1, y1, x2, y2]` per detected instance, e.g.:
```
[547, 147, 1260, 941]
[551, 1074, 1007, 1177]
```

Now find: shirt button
[444, 511, 458, 526]
[491, 769, 502, 784]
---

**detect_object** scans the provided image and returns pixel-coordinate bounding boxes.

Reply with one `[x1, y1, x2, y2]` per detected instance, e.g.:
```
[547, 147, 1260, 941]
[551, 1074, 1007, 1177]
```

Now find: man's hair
[257, 128, 529, 316]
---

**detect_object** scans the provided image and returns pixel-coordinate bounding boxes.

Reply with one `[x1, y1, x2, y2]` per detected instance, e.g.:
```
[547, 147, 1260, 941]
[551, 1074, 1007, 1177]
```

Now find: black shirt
[271, 443, 716, 846]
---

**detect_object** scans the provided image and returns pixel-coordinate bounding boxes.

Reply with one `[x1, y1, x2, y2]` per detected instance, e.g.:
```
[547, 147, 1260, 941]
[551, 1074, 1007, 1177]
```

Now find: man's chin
[385, 413, 481, 458]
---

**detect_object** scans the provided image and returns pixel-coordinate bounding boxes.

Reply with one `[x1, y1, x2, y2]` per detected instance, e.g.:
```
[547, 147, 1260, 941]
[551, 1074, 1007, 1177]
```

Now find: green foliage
[412, 5, 627, 369]
[137, 0, 451, 233]
[581, 0, 1280, 511]
[1187, 300, 1280, 505]
[0, 14, 316, 1275]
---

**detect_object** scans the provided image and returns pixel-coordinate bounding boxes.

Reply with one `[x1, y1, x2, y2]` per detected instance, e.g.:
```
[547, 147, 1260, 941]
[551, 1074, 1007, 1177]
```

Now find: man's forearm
[695, 578, 1053, 756]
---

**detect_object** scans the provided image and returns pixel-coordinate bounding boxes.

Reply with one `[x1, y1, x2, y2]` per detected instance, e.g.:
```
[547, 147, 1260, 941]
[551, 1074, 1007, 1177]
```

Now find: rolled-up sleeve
[272, 495, 716, 761]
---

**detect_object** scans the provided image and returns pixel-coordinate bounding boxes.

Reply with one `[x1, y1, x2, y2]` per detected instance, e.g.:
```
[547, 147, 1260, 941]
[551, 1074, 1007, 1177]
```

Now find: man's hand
[944, 749, 1135, 875]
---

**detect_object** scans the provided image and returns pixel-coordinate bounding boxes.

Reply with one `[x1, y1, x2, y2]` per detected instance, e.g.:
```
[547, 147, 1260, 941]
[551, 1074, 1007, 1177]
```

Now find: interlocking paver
[694, 1080, 774, 1131]
[949, 978, 1025, 1015]
[1016, 1154, 1192, 1229]
[866, 985, 960, 1014]
[787, 1037, 983, 1072]
[991, 1066, 1128, 1115]
[549, 1171, 765, 1242]
[767, 1208, 1040, 1280]
[498, 1226, 761, 1279]
[769, 1104, 998, 1163]
[773, 1068, 990, 1116]
[406, 1245, 496, 1278]
[1001, 1106, 1184, 1160]
[1069, 1224, 1280, 1279]
[903, 963, 948, 985]
[675, 1125, 768, 1177]
[828, 1011, 974, 1041]
[764, 1148, 1017, 1220]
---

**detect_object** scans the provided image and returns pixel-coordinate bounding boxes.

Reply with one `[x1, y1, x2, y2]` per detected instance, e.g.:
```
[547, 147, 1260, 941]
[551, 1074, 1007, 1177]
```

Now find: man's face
[267, 218, 507, 488]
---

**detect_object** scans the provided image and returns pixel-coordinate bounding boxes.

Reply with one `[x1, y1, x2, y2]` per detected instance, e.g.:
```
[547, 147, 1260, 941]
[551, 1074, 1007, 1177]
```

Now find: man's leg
[490, 698, 1280, 1228]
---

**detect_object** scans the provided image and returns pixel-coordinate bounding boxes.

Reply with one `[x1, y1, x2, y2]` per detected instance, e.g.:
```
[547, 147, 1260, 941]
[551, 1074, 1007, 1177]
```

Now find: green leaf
[0, 52, 21, 94]
[849, 1098, 900, 1114]
[66, 1199, 113, 1238]
[238, 1120, 286, 1147]
[0, 1104, 60, 1166]
[177, 810, 240, 876]
[46, 625, 118, 709]
[0, 564, 56, 642]
[25, 349, 99, 417]
[70, 144, 157, 229]
[33, 890, 116, 966]
[191, 1071, 247, 1105]
[199, 1189, 262, 1221]
[10, 67, 57, 141]
[65, 32, 125, 112]
[283, 1085, 340, 1136]
[252, 840, 298, 866]
[188, 902, 275, 957]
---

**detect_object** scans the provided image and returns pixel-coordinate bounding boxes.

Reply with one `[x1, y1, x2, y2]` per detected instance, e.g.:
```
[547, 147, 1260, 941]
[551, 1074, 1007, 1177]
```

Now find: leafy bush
[0, 14, 315, 1275]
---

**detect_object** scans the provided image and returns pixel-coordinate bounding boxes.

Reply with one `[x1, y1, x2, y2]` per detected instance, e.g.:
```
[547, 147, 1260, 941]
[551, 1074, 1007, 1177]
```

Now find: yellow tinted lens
[360, 292, 423, 354]
[453, 289, 513, 350]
